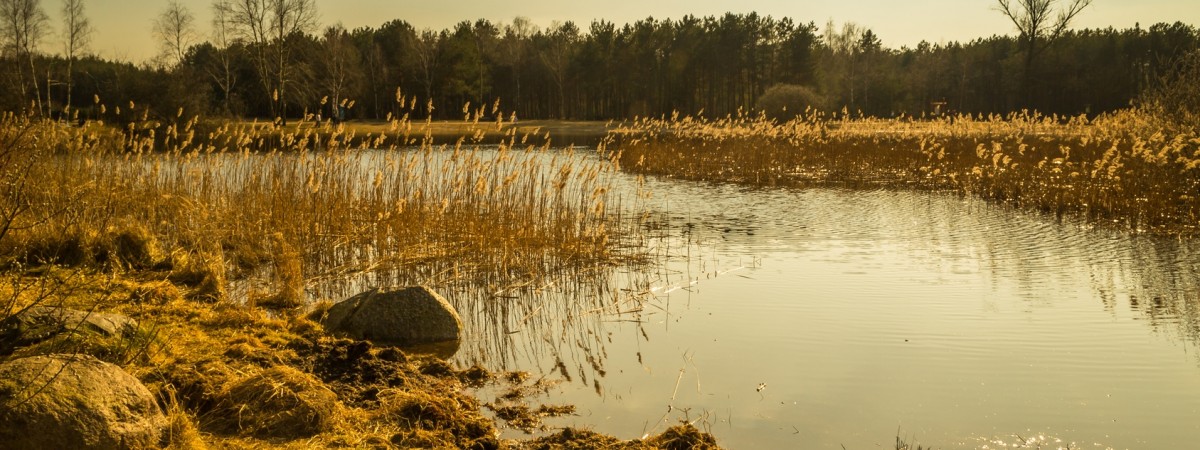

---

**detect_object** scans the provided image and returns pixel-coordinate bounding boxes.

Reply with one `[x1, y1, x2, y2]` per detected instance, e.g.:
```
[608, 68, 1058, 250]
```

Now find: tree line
[1, 0, 1198, 122]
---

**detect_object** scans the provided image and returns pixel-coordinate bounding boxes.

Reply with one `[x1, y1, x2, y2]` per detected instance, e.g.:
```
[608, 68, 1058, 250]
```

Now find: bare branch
[152, 0, 196, 68]
[60, 0, 90, 58]
[0, 0, 49, 114]
[996, 0, 1092, 44]
[1050, 0, 1093, 41]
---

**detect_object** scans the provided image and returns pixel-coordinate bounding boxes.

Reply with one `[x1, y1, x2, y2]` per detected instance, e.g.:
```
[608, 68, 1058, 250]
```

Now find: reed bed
[614, 109, 1200, 235]
[0, 99, 639, 306]
[0, 102, 729, 449]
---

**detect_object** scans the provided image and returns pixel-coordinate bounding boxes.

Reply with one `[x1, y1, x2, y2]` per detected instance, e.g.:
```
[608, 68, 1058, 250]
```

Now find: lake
[413, 148, 1200, 450]
[279, 146, 1200, 449]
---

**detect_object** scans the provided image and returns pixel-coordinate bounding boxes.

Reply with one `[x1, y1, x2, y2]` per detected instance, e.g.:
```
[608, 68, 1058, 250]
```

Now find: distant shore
[230, 119, 617, 148]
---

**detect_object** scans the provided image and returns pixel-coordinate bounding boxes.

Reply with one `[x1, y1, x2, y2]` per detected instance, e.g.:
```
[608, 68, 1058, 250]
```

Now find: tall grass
[614, 108, 1200, 234]
[0, 98, 638, 307]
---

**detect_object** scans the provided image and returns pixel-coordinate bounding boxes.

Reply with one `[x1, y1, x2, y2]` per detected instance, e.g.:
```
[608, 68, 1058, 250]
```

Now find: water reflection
[496, 172, 1200, 448]
[192, 147, 1200, 448]
[638, 180, 1200, 352]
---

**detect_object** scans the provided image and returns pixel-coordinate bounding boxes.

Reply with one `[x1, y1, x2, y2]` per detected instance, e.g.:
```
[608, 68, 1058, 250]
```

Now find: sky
[38, 0, 1200, 64]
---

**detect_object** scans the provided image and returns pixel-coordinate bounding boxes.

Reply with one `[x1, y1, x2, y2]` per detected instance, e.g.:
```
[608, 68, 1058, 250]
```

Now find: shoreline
[233, 119, 617, 148]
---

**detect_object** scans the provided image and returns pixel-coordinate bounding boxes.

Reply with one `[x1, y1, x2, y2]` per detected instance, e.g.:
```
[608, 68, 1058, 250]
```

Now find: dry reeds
[0, 95, 638, 306]
[615, 108, 1200, 235]
[0, 100, 671, 449]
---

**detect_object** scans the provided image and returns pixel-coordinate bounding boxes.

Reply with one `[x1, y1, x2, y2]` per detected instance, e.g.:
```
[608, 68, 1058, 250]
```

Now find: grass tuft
[207, 365, 341, 439]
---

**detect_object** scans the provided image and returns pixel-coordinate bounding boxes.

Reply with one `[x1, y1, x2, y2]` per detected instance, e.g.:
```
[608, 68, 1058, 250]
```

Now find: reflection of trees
[917, 197, 1200, 354]
[1114, 239, 1200, 344]
[636, 181, 1200, 373]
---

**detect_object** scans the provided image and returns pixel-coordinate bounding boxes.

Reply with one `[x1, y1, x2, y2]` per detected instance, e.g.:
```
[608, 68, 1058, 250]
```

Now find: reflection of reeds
[615, 109, 1200, 234]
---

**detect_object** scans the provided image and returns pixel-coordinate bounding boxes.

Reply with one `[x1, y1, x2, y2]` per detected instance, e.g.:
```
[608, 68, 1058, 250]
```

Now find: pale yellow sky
[39, 0, 1200, 63]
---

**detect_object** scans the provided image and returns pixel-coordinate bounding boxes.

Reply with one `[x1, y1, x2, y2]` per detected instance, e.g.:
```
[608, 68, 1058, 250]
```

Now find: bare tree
[153, 0, 196, 68]
[208, 0, 239, 116]
[0, 0, 49, 115]
[823, 20, 864, 108]
[318, 24, 361, 121]
[996, 0, 1093, 101]
[224, 0, 318, 124]
[469, 20, 497, 108]
[502, 16, 536, 113]
[540, 21, 578, 119]
[411, 29, 441, 115]
[60, 0, 90, 112]
[218, 0, 269, 117]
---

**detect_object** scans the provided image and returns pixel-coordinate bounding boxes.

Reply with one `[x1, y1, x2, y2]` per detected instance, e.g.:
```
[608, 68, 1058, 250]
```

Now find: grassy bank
[614, 109, 1200, 235]
[0, 108, 720, 448]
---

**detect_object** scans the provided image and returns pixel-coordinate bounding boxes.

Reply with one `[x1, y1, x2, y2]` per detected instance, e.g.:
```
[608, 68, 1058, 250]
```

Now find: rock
[322, 286, 463, 347]
[0, 306, 139, 356]
[209, 366, 340, 439]
[0, 354, 166, 449]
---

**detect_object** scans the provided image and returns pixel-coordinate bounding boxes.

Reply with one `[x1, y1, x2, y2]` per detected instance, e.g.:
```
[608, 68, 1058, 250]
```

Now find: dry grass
[162, 389, 208, 450]
[615, 108, 1200, 235]
[206, 366, 341, 439]
[107, 285, 493, 449]
[0, 96, 639, 308]
[241, 119, 611, 147]
[0, 99, 722, 448]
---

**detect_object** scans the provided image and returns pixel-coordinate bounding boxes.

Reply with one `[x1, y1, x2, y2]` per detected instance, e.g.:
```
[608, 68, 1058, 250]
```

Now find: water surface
[206, 146, 1200, 449]
[451, 151, 1200, 449]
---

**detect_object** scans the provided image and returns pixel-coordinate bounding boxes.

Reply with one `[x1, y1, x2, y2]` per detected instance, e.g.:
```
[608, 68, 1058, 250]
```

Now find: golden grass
[0, 96, 637, 307]
[238, 119, 610, 147]
[207, 365, 341, 439]
[615, 108, 1200, 234]
[0, 99, 713, 448]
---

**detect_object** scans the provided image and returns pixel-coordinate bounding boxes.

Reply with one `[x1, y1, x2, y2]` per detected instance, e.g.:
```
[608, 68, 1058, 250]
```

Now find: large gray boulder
[322, 286, 463, 346]
[0, 306, 139, 355]
[0, 354, 167, 449]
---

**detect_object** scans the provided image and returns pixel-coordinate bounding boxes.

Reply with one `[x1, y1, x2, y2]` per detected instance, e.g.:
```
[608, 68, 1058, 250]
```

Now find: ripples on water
[303, 149, 1200, 449]
[611, 179, 1200, 449]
